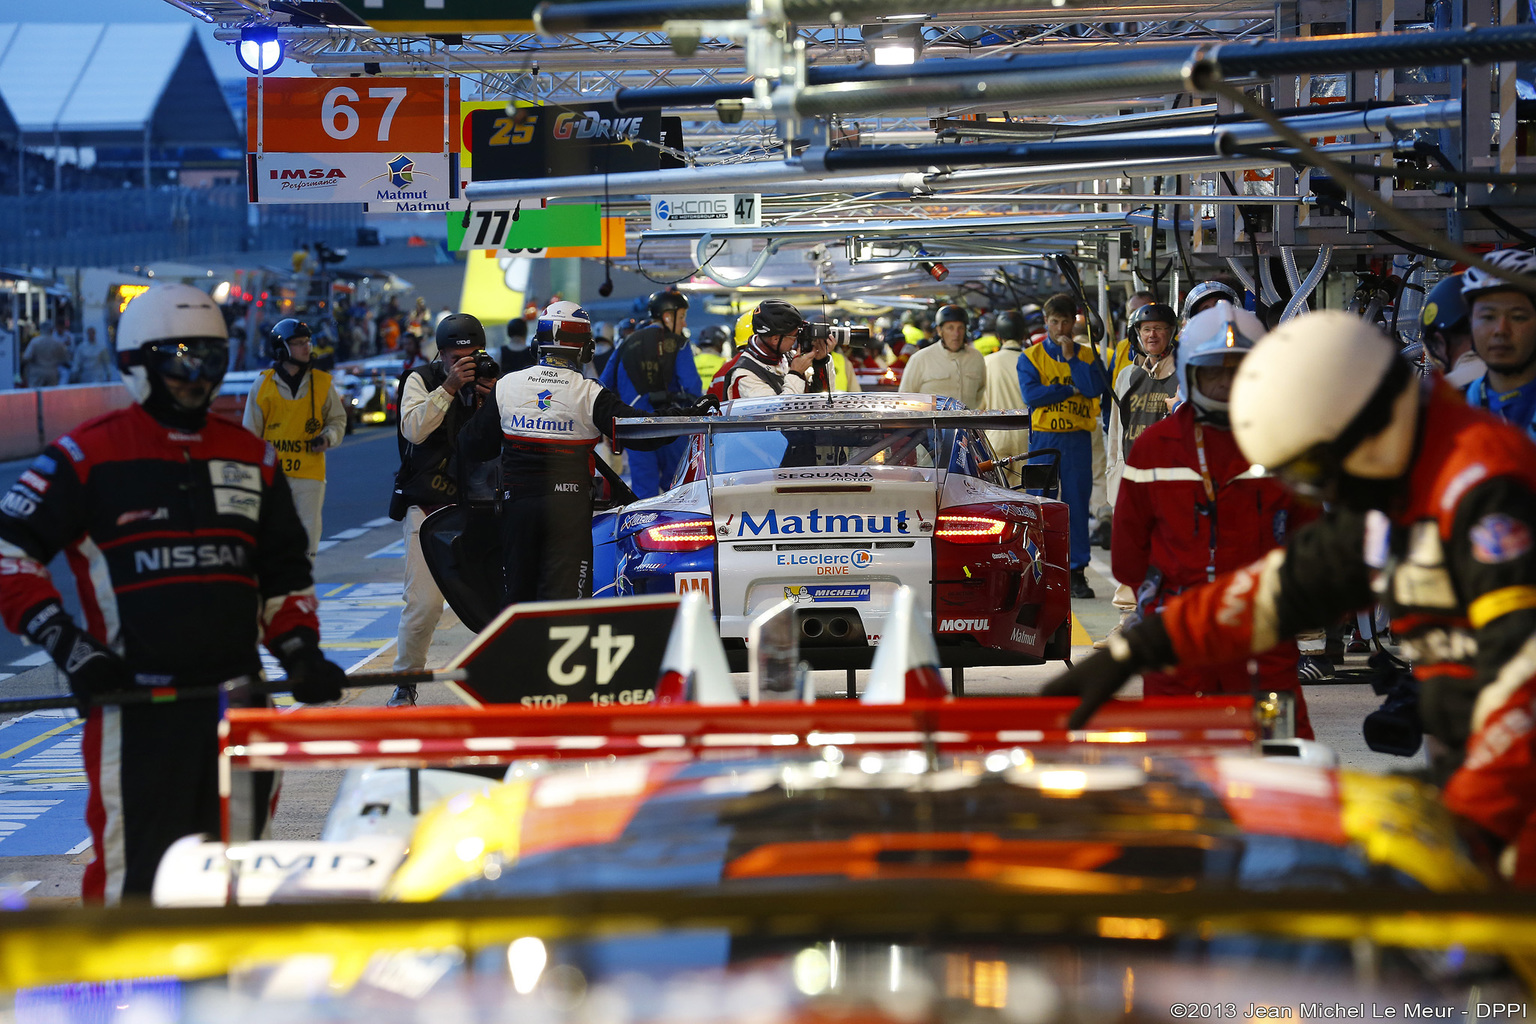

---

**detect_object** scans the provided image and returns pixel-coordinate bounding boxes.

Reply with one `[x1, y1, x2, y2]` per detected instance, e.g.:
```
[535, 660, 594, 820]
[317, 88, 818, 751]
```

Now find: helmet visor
[1271, 444, 1340, 502]
[550, 319, 592, 347]
[144, 338, 229, 386]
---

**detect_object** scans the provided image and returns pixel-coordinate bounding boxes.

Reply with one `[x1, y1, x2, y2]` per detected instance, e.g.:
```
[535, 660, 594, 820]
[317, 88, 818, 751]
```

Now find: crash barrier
[0, 383, 132, 461]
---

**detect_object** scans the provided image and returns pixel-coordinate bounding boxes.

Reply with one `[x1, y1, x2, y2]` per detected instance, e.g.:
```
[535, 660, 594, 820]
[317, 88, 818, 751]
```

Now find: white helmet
[535, 300, 594, 363]
[114, 283, 228, 406]
[1180, 280, 1242, 322]
[1230, 311, 1417, 502]
[1175, 300, 1265, 423]
[1461, 248, 1536, 302]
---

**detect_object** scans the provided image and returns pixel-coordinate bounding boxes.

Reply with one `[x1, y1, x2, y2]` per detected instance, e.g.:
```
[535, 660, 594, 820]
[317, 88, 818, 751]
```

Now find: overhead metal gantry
[166, 0, 1536, 312]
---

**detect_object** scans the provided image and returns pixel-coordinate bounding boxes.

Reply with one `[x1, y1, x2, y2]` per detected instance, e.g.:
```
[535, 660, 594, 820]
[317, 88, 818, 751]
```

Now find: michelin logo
[785, 585, 871, 602]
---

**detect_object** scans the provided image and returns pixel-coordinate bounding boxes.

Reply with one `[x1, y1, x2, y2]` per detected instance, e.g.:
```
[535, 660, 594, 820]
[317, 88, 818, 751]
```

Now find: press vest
[252, 368, 332, 480]
[393, 365, 478, 509]
[1022, 343, 1100, 433]
[1119, 366, 1181, 451]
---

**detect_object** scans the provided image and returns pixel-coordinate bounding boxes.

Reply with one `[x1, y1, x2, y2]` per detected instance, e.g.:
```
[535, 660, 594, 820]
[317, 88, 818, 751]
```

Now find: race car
[595, 393, 1072, 669]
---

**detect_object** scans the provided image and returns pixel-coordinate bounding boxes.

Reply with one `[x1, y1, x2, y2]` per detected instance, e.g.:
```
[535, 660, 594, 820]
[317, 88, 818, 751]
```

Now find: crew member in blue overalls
[1462, 249, 1536, 437]
[1018, 292, 1110, 599]
[599, 289, 703, 497]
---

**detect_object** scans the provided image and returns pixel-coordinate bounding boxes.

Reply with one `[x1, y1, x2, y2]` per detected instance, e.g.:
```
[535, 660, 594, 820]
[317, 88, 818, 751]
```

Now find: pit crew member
[600, 290, 703, 498]
[1464, 250, 1536, 437]
[387, 313, 499, 707]
[1180, 280, 1243, 322]
[0, 283, 343, 903]
[242, 317, 346, 562]
[1018, 292, 1110, 598]
[1048, 307, 1536, 883]
[460, 301, 685, 604]
[900, 304, 986, 409]
[1109, 302, 1315, 736]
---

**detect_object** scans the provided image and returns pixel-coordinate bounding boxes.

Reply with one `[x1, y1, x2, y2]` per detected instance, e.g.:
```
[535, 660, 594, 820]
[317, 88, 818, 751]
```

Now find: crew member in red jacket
[1050, 307, 1536, 883]
[1112, 301, 1315, 737]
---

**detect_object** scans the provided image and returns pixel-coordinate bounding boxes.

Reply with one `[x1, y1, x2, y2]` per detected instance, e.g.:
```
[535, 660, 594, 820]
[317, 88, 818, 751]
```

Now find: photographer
[460, 302, 693, 605]
[722, 300, 827, 399]
[243, 318, 346, 562]
[387, 313, 499, 707]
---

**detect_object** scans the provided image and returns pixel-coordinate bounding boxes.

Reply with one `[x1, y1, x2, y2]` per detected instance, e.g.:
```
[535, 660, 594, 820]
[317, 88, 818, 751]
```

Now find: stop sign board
[449, 594, 682, 709]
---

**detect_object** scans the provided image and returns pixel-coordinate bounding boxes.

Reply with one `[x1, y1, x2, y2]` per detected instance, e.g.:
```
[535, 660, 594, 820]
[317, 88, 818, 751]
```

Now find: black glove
[22, 601, 133, 709]
[687, 394, 721, 416]
[272, 630, 346, 705]
[1040, 616, 1175, 729]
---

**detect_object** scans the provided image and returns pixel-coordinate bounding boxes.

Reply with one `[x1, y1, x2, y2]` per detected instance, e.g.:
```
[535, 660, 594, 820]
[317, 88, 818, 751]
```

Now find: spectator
[1419, 274, 1484, 388]
[21, 321, 70, 388]
[982, 309, 1030, 486]
[899, 304, 985, 408]
[1017, 293, 1109, 598]
[70, 326, 114, 383]
[1462, 249, 1536, 437]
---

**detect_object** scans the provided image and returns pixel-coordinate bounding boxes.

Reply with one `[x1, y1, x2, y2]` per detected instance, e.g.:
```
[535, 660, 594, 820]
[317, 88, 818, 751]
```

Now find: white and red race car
[595, 393, 1073, 670]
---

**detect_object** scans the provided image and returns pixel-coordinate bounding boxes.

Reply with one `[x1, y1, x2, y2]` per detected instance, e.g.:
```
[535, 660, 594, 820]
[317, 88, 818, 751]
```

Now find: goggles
[137, 338, 229, 385]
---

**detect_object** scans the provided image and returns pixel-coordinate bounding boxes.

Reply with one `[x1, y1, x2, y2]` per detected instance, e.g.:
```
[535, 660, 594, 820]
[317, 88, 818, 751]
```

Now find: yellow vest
[1022, 343, 1100, 433]
[1106, 338, 1132, 388]
[901, 323, 925, 346]
[253, 368, 332, 480]
[973, 333, 1000, 356]
[694, 350, 725, 385]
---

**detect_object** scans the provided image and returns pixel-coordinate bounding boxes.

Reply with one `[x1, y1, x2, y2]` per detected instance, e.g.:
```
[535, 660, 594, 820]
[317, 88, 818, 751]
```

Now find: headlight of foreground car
[635, 519, 716, 552]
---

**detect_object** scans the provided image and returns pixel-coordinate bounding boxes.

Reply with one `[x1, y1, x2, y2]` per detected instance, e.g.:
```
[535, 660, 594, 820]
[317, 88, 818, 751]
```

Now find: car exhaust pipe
[827, 617, 851, 639]
[801, 617, 824, 639]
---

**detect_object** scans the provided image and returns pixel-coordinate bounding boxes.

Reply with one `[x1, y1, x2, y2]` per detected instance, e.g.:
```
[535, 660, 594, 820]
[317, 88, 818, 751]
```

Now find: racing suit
[0, 404, 319, 902]
[1118, 382, 1536, 879]
[600, 323, 703, 499]
[1112, 404, 1315, 737]
[460, 361, 669, 604]
[1018, 338, 1110, 570]
[723, 348, 810, 400]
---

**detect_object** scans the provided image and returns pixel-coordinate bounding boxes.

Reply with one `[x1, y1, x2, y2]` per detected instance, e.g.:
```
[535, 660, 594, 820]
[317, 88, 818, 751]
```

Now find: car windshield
[709, 425, 945, 473]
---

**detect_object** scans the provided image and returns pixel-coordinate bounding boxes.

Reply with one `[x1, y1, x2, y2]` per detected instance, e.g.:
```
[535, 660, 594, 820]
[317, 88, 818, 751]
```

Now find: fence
[0, 187, 367, 267]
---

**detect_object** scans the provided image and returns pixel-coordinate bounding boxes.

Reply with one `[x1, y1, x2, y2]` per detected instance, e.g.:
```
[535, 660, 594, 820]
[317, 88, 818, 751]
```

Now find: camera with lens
[472, 349, 499, 382]
[796, 322, 871, 353]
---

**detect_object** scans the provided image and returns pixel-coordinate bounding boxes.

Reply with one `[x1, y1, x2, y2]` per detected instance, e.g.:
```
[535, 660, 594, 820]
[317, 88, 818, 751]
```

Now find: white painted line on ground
[65, 836, 91, 856]
[330, 527, 371, 540]
[8, 653, 50, 668]
[367, 539, 407, 559]
[1088, 556, 1114, 579]
[0, 673, 12, 683]
[363, 517, 394, 528]
[315, 540, 339, 552]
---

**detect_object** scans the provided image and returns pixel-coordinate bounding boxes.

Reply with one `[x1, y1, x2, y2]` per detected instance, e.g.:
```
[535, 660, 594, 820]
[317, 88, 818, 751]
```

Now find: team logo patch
[18, 470, 48, 495]
[116, 508, 170, 527]
[537, 389, 554, 411]
[386, 154, 414, 188]
[1470, 514, 1533, 564]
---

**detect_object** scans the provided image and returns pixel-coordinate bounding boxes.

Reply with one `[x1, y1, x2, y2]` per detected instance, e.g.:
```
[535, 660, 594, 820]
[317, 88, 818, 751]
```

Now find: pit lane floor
[0, 429, 1423, 904]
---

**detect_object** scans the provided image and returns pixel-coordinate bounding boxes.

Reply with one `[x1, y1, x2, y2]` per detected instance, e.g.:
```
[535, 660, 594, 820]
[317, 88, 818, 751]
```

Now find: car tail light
[934, 513, 1015, 544]
[636, 519, 716, 551]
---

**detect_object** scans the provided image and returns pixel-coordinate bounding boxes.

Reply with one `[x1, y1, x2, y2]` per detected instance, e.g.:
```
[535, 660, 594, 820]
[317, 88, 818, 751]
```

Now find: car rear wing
[613, 409, 1034, 441]
[221, 695, 1259, 777]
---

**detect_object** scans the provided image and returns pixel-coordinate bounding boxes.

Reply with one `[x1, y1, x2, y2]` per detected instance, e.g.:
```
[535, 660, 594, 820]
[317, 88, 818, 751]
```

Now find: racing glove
[22, 601, 133, 709]
[272, 629, 346, 705]
[686, 394, 721, 416]
[1040, 615, 1176, 729]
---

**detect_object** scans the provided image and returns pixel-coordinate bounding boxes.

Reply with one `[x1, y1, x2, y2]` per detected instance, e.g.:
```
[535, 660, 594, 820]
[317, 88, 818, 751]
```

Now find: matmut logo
[740, 508, 911, 536]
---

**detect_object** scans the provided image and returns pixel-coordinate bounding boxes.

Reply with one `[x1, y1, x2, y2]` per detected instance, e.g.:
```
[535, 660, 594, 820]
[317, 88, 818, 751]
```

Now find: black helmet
[935, 304, 968, 327]
[995, 309, 1026, 342]
[649, 290, 690, 319]
[1422, 274, 1469, 336]
[977, 312, 997, 333]
[1019, 303, 1045, 330]
[751, 299, 805, 337]
[698, 324, 730, 349]
[436, 313, 486, 354]
[1126, 302, 1179, 355]
[268, 318, 312, 364]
